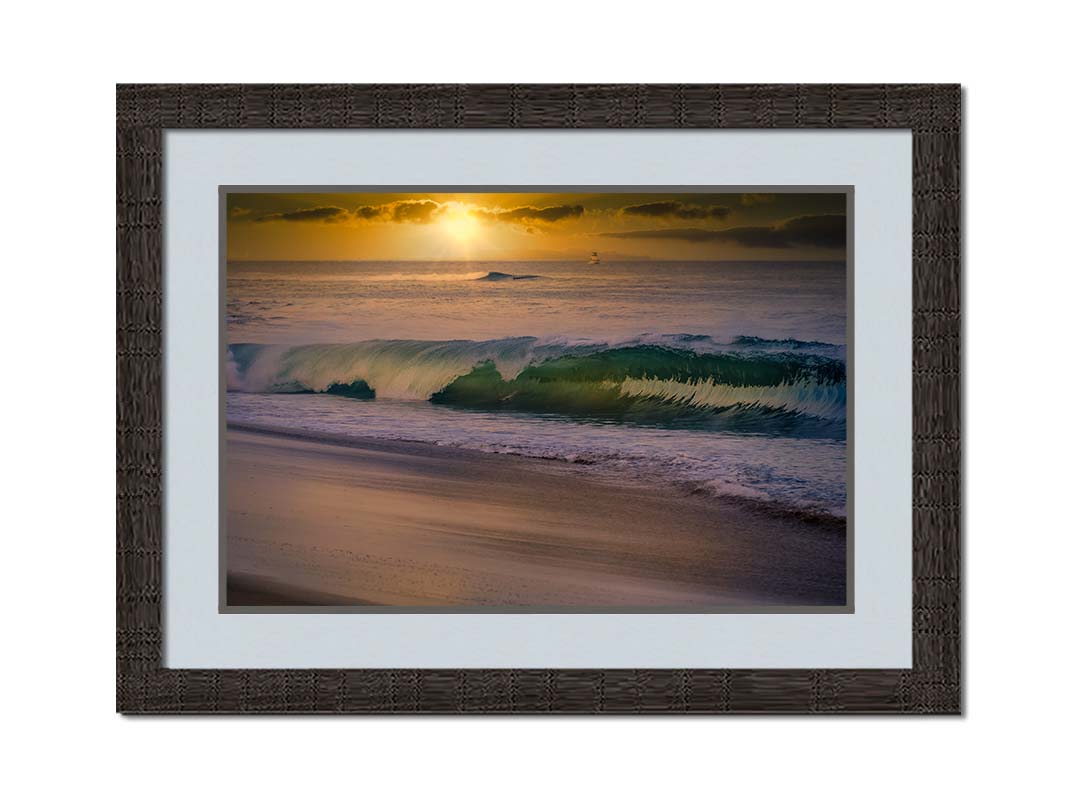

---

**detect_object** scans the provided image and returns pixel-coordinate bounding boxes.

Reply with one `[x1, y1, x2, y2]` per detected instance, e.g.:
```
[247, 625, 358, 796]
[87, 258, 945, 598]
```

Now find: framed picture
[117, 84, 960, 713]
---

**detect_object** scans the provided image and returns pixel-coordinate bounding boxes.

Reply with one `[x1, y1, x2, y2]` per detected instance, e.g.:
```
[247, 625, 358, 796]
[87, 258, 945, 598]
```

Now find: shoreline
[227, 420, 847, 526]
[225, 424, 847, 608]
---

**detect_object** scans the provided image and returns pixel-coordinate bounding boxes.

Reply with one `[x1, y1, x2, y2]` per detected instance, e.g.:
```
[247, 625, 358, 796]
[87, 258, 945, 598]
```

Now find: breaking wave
[227, 335, 846, 436]
[476, 271, 540, 281]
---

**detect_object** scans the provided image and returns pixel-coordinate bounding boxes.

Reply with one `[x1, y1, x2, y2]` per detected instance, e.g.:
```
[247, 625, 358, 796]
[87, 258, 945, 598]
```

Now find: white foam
[227, 394, 847, 517]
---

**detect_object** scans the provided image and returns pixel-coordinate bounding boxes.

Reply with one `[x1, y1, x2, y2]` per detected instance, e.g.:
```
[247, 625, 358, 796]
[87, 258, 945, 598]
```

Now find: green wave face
[429, 347, 846, 436]
[229, 340, 847, 437]
[322, 379, 376, 399]
[513, 346, 845, 387]
[430, 361, 629, 414]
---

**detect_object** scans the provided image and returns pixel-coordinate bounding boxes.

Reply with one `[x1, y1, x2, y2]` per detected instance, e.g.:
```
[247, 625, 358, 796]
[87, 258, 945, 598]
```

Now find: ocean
[226, 260, 847, 518]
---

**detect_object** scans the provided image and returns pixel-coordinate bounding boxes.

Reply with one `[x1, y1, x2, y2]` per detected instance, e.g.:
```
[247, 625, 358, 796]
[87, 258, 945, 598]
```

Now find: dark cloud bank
[474, 204, 584, 223]
[254, 200, 444, 224]
[254, 206, 349, 223]
[602, 214, 846, 249]
[249, 201, 584, 226]
[621, 201, 730, 220]
[382, 200, 442, 223]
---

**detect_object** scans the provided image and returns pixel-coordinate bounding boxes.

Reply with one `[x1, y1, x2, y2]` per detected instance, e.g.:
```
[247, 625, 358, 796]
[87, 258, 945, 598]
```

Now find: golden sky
[226, 191, 847, 261]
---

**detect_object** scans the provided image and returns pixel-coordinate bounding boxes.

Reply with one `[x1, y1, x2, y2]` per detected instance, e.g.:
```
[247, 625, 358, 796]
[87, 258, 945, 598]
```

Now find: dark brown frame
[117, 84, 961, 714]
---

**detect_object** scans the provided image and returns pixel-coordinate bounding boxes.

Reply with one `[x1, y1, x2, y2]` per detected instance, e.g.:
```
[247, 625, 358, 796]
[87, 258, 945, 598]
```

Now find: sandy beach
[225, 425, 846, 608]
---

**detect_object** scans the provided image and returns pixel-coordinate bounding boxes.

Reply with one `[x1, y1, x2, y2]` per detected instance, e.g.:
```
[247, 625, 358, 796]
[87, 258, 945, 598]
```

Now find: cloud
[353, 205, 385, 220]
[388, 200, 443, 223]
[601, 214, 846, 249]
[255, 206, 350, 223]
[621, 201, 731, 220]
[740, 193, 775, 206]
[474, 204, 584, 224]
[350, 200, 444, 224]
[254, 200, 445, 225]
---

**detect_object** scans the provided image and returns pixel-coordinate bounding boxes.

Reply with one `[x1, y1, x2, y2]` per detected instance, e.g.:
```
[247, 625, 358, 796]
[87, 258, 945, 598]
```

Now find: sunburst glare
[439, 205, 482, 243]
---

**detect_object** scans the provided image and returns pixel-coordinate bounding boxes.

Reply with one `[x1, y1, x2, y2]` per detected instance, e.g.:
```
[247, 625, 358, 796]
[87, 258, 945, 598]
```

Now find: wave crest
[618, 376, 846, 420]
[228, 335, 846, 434]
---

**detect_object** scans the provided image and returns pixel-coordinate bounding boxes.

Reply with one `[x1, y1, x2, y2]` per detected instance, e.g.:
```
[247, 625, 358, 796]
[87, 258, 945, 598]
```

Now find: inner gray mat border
[217, 184, 854, 615]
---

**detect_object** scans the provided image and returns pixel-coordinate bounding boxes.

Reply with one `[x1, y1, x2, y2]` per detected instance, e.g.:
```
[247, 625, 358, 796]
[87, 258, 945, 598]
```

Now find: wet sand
[225, 425, 846, 608]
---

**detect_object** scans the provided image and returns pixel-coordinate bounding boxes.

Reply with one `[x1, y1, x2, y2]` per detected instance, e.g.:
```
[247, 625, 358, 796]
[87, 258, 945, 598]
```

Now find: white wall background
[2, 1, 1063, 798]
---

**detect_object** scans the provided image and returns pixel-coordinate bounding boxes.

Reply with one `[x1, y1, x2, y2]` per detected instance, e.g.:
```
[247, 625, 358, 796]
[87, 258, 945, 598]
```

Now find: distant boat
[587, 251, 601, 265]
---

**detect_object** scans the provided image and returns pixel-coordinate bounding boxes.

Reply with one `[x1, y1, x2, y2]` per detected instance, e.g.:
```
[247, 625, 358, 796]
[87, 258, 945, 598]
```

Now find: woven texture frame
[117, 84, 961, 714]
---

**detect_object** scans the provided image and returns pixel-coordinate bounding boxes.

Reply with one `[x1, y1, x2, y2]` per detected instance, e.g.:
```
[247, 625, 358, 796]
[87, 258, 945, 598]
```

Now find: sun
[439, 207, 481, 243]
